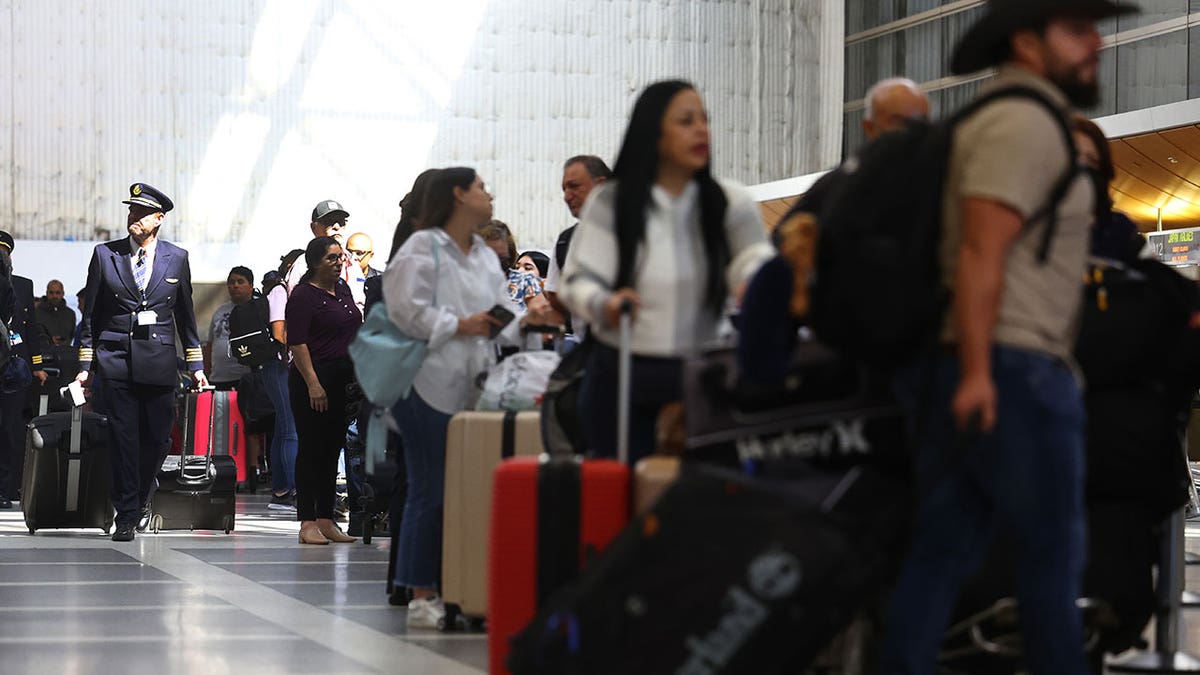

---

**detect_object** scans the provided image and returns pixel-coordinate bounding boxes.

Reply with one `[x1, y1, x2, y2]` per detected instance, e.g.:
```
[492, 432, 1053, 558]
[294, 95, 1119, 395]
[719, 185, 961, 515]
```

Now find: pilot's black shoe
[112, 523, 136, 542]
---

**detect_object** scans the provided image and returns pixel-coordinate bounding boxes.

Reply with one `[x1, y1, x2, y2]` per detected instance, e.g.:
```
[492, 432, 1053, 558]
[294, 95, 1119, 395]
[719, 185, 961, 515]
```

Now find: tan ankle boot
[316, 518, 356, 543]
[299, 521, 329, 545]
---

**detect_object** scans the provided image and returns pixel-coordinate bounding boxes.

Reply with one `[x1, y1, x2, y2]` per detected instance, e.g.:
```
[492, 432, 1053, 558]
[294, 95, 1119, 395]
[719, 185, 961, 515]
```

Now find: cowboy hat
[950, 0, 1138, 75]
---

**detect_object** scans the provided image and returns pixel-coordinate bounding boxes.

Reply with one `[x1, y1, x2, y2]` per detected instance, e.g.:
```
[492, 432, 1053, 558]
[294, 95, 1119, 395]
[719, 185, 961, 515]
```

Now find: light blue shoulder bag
[349, 239, 439, 409]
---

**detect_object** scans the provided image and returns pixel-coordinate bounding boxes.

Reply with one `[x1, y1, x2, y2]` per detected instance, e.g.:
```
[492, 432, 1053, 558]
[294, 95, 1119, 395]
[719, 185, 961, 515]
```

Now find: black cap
[122, 183, 174, 213]
[950, 0, 1138, 75]
[312, 199, 349, 223]
[0, 231, 12, 253]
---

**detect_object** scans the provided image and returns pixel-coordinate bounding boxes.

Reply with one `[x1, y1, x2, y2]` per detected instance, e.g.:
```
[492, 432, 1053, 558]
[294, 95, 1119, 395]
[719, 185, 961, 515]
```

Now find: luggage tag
[9, 331, 21, 346]
[137, 310, 157, 326]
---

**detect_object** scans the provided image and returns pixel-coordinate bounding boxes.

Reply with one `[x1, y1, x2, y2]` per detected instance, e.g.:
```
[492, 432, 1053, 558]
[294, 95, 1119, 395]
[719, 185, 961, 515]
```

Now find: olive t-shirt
[939, 65, 1096, 362]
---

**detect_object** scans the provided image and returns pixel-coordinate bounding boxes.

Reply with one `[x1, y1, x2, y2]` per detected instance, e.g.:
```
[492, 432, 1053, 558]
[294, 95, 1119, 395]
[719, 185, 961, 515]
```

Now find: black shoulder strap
[953, 86, 1080, 263]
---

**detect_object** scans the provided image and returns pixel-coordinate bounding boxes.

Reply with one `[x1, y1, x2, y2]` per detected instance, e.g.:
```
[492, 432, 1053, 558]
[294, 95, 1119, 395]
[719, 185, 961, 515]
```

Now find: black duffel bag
[506, 461, 910, 674]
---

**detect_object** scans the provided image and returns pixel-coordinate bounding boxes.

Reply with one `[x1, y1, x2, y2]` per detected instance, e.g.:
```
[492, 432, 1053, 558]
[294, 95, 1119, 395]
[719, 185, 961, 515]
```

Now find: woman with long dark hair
[286, 236, 363, 544]
[382, 167, 526, 628]
[388, 168, 441, 263]
[560, 79, 772, 464]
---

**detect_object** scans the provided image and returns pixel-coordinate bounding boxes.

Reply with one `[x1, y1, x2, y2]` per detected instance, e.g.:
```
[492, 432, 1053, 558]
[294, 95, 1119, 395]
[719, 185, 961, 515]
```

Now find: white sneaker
[406, 596, 446, 630]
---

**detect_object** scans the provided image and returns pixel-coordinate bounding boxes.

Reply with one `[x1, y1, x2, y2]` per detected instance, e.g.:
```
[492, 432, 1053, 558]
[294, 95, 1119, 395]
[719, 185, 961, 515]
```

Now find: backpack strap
[953, 86, 1080, 263]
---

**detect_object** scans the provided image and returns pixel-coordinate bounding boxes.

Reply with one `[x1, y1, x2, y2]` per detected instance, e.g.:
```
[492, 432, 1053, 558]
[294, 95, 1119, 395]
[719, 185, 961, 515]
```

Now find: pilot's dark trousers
[101, 377, 175, 525]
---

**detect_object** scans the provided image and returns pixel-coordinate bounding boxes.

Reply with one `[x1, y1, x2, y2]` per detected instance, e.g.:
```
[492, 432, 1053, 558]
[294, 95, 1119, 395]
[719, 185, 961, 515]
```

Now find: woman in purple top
[285, 236, 363, 544]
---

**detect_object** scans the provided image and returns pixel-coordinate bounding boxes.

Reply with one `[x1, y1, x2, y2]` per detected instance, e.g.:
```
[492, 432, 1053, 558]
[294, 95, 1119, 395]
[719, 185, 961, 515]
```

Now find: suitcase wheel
[27, 528, 34, 535]
[150, 514, 163, 534]
[362, 514, 376, 545]
[438, 603, 462, 633]
[222, 515, 234, 534]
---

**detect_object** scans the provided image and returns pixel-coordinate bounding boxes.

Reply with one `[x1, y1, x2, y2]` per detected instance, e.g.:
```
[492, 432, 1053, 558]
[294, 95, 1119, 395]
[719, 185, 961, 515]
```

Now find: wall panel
[0, 0, 841, 283]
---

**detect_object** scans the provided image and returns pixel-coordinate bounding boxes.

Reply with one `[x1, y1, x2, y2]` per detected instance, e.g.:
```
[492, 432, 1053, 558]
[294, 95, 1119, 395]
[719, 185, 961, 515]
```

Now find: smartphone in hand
[487, 304, 516, 339]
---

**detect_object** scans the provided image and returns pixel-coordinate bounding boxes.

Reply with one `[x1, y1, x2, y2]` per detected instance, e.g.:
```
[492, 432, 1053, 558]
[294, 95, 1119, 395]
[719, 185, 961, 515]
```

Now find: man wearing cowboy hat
[76, 183, 208, 542]
[875, 1, 1138, 674]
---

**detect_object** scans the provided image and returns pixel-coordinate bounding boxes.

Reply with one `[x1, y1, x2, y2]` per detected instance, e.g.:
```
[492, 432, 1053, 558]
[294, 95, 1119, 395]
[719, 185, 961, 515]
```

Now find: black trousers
[578, 344, 682, 466]
[100, 377, 176, 525]
[0, 387, 27, 497]
[289, 359, 352, 521]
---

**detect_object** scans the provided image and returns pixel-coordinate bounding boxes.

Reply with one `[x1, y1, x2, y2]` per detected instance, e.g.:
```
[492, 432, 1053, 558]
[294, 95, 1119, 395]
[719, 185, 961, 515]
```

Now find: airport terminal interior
[7, 1, 1200, 674]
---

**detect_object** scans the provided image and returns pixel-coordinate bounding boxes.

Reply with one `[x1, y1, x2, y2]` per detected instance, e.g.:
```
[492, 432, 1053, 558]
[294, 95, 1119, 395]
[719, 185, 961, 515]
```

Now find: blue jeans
[877, 347, 1088, 675]
[392, 390, 451, 590]
[260, 359, 298, 495]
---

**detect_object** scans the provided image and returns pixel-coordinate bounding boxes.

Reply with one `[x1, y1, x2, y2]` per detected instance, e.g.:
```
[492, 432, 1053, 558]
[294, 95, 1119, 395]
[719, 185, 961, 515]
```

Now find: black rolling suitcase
[150, 388, 237, 533]
[22, 404, 114, 534]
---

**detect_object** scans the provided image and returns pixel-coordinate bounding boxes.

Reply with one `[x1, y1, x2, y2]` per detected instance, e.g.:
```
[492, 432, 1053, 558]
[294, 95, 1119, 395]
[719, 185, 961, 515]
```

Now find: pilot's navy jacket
[78, 238, 203, 385]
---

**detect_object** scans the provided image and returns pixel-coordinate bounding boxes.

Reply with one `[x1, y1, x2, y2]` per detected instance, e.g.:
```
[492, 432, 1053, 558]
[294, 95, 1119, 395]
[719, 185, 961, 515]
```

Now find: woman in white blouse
[560, 79, 773, 464]
[382, 167, 523, 629]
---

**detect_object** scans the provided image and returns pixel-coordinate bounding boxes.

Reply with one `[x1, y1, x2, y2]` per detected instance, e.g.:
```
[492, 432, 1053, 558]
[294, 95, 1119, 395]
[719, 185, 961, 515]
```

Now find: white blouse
[383, 228, 520, 415]
[560, 179, 773, 357]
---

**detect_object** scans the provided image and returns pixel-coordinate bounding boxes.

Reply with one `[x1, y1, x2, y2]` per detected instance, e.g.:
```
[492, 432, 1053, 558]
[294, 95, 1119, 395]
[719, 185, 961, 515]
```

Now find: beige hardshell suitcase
[632, 455, 681, 516]
[441, 410, 543, 626]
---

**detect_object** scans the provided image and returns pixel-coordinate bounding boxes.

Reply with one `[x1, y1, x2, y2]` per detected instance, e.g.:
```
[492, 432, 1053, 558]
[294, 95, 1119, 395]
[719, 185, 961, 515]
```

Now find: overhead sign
[1148, 227, 1200, 266]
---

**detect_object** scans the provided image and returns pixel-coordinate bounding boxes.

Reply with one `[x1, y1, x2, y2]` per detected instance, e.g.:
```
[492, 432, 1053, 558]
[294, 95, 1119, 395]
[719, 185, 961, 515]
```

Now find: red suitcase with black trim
[488, 456, 630, 674]
[178, 389, 249, 483]
[487, 302, 636, 675]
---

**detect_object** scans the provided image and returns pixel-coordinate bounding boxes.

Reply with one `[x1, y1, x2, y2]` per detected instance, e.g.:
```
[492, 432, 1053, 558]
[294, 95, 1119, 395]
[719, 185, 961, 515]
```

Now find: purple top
[285, 280, 362, 363]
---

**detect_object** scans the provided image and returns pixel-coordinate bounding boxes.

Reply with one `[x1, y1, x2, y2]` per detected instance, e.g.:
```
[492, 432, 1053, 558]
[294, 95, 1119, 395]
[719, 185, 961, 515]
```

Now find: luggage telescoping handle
[617, 299, 634, 465]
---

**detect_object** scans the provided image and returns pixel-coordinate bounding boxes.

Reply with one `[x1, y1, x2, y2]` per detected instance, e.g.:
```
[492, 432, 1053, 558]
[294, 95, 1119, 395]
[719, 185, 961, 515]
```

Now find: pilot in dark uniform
[75, 183, 208, 542]
[0, 232, 48, 509]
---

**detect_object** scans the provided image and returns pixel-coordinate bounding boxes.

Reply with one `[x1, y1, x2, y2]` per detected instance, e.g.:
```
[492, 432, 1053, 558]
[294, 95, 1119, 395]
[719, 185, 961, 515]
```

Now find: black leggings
[288, 359, 352, 521]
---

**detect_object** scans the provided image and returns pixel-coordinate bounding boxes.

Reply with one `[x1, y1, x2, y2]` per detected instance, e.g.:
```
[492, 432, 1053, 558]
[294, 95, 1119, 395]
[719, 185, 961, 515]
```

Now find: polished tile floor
[0, 495, 486, 675]
[6, 494, 1200, 674]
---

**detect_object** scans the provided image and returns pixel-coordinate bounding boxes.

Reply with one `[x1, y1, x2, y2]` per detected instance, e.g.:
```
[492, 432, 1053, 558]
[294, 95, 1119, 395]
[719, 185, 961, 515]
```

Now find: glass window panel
[1087, 46, 1119, 118]
[940, 79, 987, 118]
[926, 89, 946, 122]
[846, 0, 903, 36]
[845, 34, 900, 103]
[1190, 26, 1200, 100]
[1116, 31, 1188, 113]
[1118, 0, 1187, 32]
[844, 109, 866, 158]
[903, 21, 943, 84]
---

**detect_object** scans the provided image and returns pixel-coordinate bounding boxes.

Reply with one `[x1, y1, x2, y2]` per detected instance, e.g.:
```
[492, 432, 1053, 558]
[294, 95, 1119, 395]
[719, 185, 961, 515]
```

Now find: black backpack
[554, 225, 576, 270]
[809, 86, 1079, 367]
[277, 248, 305, 287]
[228, 293, 278, 367]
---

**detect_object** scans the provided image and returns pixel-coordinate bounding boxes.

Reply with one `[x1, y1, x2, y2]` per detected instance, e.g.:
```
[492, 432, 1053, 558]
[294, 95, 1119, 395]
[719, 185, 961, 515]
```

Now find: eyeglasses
[322, 253, 342, 263]
[347, 249, 372, 258]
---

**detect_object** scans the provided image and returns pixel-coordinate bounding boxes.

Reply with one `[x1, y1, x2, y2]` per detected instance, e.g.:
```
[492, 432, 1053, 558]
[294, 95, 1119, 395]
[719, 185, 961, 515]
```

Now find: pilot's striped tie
[134, 248, 148, 293]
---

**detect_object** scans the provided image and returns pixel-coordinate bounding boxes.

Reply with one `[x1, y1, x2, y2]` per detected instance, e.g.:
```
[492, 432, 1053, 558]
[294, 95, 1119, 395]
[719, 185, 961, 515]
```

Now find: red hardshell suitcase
[487, 302, 636, 675]
[488, 457, 630, 674]
[180, 389, 248, 483]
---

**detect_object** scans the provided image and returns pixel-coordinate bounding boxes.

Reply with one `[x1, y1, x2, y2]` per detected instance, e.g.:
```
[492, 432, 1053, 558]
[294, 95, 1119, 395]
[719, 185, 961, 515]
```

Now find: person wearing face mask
[76, 182, 208, 542]
[560, 80, 774, 465]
